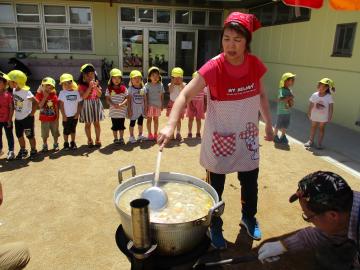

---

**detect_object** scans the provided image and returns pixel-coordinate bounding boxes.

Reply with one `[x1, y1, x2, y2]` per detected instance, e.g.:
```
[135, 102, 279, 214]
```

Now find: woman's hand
[264, 123, 274, 141]
[158, 124, 175, 150]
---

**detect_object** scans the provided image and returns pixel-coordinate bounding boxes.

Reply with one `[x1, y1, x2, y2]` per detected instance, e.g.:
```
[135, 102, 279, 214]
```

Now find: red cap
[224, 12, 261, 34]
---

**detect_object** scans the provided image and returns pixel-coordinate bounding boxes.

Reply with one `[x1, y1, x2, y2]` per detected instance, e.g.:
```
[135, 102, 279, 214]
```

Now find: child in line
[78, 64, 105, 148]
[167, 67, 186, 140]
[127, 70, 147, 144]
[105, 68, 128, 145]
[7, 70, 38, 159]
[36, 77, 60, 152]
[0, 71, 15, 160]
[145, 66, 164, 141]
[186, 71, 206, 139]
[273, 72, 296, 144]
[304, 78, 335, 150]
[58, 73, 82, 150]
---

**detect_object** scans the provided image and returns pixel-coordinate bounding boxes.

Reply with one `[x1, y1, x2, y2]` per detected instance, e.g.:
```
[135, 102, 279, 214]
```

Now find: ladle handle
[154, 150, 162, 187]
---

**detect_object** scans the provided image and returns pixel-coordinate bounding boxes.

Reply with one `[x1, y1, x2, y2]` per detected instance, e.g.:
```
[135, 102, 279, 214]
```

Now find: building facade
[0, 0, 359, 132]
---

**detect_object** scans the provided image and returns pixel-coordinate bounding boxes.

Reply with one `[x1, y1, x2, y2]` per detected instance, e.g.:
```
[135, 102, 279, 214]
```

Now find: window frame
[15, 3, 41, 24]
[331, 22, 357, 58]
[155, 9, 171, 25]
[0, 3, 16, 24]
[191, 10, 206, 26]
[43, 4, 67, 25]
[0, 3, 94, 53]
[16, 25, 44, 52]
[0, 26, 18, 52]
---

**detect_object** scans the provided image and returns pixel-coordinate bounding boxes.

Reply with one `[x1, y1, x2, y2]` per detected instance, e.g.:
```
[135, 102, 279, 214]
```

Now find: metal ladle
[141, 150, 168, 211]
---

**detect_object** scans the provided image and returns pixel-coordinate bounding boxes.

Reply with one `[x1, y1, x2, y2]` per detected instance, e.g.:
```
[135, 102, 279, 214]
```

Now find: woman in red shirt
[159, 12, 274, 249]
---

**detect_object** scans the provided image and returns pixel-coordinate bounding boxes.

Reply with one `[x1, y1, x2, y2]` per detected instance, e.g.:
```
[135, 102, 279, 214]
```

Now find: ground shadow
[274, 142, 291, 151]
[99, 142, 125, 155]
[183, 137, 202, 147]
[49, 145, 98, 159]
[139, 140, 157, 150]
[164, 139, 182, 149]
[0, 157, 31, 172]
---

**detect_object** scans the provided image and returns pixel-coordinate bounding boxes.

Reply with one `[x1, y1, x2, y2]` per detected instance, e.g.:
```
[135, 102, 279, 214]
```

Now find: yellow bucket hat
[41, 77, 56, 88]
[129, 70, 144, 87]
[59, 73, 78, 90]
[171, 67, 184, 78]
[108, 68, 122, 84]
[279, 72, 296, 88]
[0, 71, 10, 81]
[59, 73, 74, 84]
[7, 70, 30, 90]
[80, 63, 95, 73]
[130, 70, 142, 79]
[192, 71, 198, 79]
[147, 66, 162, 82]
[318, 78, 335, 91]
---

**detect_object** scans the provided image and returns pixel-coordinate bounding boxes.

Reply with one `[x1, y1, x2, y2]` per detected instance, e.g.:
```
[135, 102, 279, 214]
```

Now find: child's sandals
[88, 140, 94, 148]
[95, 141, 102, 148]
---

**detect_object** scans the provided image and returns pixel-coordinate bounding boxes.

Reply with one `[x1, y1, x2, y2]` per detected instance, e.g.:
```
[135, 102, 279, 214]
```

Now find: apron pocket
[211, 132, 236, 157]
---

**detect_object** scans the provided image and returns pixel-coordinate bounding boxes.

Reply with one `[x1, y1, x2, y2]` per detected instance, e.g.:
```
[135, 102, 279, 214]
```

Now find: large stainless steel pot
[114, 165, 225, 256]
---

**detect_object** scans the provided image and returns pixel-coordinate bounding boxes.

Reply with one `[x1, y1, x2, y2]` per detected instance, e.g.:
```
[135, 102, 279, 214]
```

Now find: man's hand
[258, 241, 286, 263]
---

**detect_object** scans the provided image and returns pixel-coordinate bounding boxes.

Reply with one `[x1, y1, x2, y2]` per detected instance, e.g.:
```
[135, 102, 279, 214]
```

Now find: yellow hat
[80, 63, 95, 73]
[147, 66, 162, 82]
[279, 72, 296, 88]
[7, 70, 30, 90]
[0, 71, 10, 81]
[192, 71, 198, 79]
[318, 78, 335, 91]
[59, 73, 78, 90]
[130, 70, 142, 79]
[171, 67, 184, 78]
[41, 77, 56, 88]
[108, 68, 122, 85]
[59, 73, 74, 84]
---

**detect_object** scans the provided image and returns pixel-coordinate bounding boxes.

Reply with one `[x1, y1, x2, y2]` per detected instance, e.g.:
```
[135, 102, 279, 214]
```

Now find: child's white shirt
[13, 89, 34, 120]
[59, 90, 83, 117]
[309, 92, 334, 122]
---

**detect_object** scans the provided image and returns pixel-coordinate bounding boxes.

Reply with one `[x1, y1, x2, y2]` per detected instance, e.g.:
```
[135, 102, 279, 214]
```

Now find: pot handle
[208, 201, 225, 218]
[118, 165, 136, 184]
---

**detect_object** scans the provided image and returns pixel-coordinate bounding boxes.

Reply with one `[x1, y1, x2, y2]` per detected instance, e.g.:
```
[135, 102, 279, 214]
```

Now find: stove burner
[115, 225, 211, 270]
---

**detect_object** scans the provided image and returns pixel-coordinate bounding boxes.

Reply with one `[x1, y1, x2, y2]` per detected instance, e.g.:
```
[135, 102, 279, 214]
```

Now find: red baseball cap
[224, 12, 261, 34]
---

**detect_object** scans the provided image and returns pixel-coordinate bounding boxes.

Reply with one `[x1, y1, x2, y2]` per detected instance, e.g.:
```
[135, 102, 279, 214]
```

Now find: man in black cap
[258, 171, 359, 269]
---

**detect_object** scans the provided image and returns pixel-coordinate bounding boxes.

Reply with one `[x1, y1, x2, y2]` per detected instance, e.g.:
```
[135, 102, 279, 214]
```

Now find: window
[250, 2, 311, 27]
[70, 7, 91, 25]
[46, 29, 69, 50]
[332, 23, 357, 57]
[16, 4, 40, 23]
[70, 29, 92, 51]
[139, 8, 153, 23]
[208, 11, 222, 26]
[121, 7, 135, 22]
[156, 9, 170, 23]
[175, 10, 189, 24]
[17, 27, 42, 51]
[192, 11, 205, 25]
[44, 5, 66, 24]
[0, 3, 15, 23]
[0, 4, 93, 53]
[0, 27, 17, 51]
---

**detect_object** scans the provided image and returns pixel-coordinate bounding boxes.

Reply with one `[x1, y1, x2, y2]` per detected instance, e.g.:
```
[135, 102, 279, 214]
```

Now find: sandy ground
[0, 111, 359, 270]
